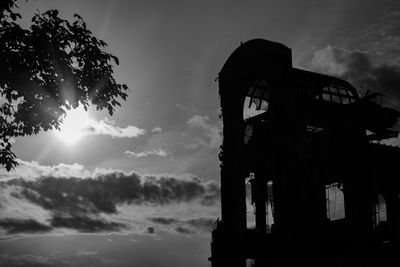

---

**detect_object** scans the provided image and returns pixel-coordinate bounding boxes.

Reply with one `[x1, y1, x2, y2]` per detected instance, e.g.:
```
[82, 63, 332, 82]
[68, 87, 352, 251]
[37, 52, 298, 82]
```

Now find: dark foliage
[0, 0, 129, 170]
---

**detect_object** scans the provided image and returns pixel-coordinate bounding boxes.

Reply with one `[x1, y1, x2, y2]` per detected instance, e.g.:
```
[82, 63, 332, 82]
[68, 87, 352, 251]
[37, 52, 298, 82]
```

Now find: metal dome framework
[292, 68, 359, 104]
[245, 68, 360, 118]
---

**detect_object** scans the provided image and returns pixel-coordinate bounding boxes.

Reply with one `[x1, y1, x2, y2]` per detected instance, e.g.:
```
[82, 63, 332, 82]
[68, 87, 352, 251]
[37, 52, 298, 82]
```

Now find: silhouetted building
[210, 39, 400, 267]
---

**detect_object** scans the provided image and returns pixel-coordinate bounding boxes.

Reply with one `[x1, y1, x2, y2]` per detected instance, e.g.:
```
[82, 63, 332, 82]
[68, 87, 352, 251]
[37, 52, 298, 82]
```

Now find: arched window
[243, 79, 270, 144]
[243, 79, 270, 121]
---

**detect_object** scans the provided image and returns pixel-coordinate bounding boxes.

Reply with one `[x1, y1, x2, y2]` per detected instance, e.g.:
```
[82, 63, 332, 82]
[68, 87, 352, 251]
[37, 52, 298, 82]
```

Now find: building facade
[210, 39, 400, 267]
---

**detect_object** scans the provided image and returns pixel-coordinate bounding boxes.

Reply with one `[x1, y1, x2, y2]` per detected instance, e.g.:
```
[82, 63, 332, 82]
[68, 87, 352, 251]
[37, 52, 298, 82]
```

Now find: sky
[1, 0, 400, 266]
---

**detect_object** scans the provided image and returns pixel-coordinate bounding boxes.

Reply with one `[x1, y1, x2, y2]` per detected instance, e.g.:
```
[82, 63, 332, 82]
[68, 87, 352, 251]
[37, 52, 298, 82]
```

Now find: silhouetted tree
[0, 0, 128, 170]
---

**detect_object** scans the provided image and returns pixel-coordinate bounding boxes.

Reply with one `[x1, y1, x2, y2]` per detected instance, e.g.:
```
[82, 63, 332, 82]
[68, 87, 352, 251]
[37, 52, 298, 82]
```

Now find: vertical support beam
[254, 168, 267, 234]
[219, 77, 248, 267]
[253, 168, 267, 267]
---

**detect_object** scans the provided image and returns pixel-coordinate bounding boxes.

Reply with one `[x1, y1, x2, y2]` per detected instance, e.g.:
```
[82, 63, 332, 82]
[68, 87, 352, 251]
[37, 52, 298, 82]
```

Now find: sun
[56, 106, 91, 144]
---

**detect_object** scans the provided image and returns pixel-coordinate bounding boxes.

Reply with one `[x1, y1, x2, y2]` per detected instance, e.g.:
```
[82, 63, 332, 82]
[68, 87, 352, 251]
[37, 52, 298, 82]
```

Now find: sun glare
[56, 106, 91, 144]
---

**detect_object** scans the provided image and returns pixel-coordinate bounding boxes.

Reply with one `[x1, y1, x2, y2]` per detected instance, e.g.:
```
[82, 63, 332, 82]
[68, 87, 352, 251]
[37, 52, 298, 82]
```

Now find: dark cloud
[146, 227, 155, 234]
[175, 226, 195, 235]
[49, 215, 124, 233]
[0, 219, 52, 234]
[185, 218, 215, 232]
[149, 217, 178, 225]
[5, 173, 220, 216]
[0, 172, 220, 236]
[312, 46, 400, 109]
[200, 181, 220, 206]
[142, 176, 206, 204]
[148, 216, 216, 234]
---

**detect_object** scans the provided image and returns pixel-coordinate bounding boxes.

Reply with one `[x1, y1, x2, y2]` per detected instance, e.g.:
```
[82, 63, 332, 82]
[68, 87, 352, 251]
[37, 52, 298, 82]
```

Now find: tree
[0, 0, 128, 171]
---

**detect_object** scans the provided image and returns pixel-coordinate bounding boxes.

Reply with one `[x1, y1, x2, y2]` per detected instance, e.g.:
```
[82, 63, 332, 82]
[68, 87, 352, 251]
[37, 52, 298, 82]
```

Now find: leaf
[107, 105, 114, 116]
[111, 55, 119, 65]
[99, 40, 107, 47]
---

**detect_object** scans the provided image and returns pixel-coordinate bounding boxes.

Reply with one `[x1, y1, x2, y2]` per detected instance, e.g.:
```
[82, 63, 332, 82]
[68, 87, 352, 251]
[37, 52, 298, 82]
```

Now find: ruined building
[210, 39, 400, 267]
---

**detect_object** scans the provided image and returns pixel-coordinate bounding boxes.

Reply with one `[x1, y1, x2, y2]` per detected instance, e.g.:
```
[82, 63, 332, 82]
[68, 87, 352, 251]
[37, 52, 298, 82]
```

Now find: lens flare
[56, 106, 91, 144]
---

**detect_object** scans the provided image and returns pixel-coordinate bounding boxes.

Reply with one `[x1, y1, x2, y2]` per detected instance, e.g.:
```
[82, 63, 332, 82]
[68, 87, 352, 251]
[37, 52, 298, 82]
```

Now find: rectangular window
[325, 183, 345, 221]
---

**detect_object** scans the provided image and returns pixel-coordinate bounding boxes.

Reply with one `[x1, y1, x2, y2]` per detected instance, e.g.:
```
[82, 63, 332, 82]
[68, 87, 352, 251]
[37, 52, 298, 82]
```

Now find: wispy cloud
[340, 7, 400, 66]
[186, 115, 221, 148]
[76, 250, 99, 256]
[151, 126, 162, 133]
[84, 118, 146, 138]
[176, 104, 187, 110]
[0, 253, 64, 267]
[125, 149, 168, 158]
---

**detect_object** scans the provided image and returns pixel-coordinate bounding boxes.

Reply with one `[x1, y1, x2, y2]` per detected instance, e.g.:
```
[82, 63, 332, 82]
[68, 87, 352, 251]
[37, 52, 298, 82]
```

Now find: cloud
[339, 7, 400, 67]
[176, 104, 187, 110]
[50, 215, 125, 233]
[0, 218, 52, 235]
[54, 106, 146, 140]
[148, 216, 215, 234]
[124, 149, 168, 158]
[0, 253, 62, 267]
[151, 126, 162, 133]
[84, 118, 146, 138]
[146, 227, 155, 234]
[175, 226, 194, 235]
[311, 46, 400, 108]
[76, 250, 99, 256]
[149, 217, 178, 225]
[7, 173, 218, 215]
[0, 162, 220, 238]
[185, 217, 215, 232]
[1, 160, 89, 181]
[119, 114, 221, 177]
[186, 115, 222, 148]
[187, 115, 210, 129]
[0, 160, 121, 181]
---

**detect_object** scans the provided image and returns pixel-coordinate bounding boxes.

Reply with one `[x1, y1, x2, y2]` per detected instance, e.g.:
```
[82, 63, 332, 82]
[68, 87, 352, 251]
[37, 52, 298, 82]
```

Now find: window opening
[325, 182, 345, 221]
[243, 79, 269, 120]
[315, 84, 357, 104]
[373, 193, 387, 228]
[246, 173, 256, 229]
